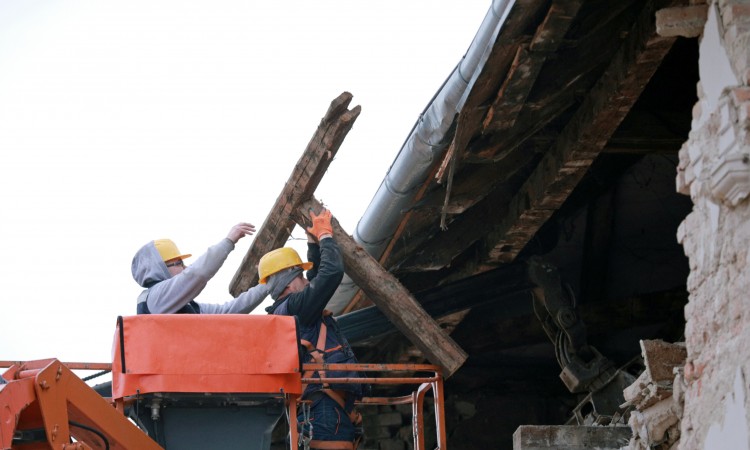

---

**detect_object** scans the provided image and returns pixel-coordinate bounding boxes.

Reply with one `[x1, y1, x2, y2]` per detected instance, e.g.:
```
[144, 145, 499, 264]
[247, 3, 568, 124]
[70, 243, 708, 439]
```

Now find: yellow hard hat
[258, 247, 313, 284]
[153, 239, 192, 262]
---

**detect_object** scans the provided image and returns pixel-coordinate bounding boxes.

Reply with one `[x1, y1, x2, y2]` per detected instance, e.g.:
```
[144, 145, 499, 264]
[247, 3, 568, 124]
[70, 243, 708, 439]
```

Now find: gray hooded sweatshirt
[131, 237, 269, 314]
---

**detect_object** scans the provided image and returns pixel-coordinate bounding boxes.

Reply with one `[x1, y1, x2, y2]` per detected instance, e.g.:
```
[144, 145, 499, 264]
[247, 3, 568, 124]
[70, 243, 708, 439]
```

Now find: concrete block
[513, 425, 632, 450]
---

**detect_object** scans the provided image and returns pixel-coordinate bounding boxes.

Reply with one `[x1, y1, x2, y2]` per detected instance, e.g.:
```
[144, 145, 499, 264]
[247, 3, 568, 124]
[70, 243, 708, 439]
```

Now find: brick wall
[676, 1, 750, 448]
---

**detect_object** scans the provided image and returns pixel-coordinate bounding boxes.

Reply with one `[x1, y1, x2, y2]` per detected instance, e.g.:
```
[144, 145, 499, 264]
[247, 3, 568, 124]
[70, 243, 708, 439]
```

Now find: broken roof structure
[235, 0, 750, 448]
[337, 0, 693, 362]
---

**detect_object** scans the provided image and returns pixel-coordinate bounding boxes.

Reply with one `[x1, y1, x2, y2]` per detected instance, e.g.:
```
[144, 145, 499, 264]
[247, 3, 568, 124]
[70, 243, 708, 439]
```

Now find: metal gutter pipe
[328, 0, 516, 313]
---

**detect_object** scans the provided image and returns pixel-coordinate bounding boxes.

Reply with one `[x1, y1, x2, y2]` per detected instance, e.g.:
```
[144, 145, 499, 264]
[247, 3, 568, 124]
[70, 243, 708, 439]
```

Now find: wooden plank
[481, 45, 545, 132]
[403, 0, 564, 272]
[293, 198, 468, 378]
[396, 0, 680, 284]
[483, 0, 679, 264]
[394, 185, 511, 273]
[337, 263, 532, 344]
[467, 1, 637, 163]
[529, 1, 583, 52]
[229, 92, 360, 296]
[482, 1, 583, 133]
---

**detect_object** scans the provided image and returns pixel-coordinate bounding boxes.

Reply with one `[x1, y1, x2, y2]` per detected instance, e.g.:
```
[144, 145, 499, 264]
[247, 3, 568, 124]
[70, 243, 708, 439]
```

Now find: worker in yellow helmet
[260, 208, 364, 450]
[131, 222, 269, 314]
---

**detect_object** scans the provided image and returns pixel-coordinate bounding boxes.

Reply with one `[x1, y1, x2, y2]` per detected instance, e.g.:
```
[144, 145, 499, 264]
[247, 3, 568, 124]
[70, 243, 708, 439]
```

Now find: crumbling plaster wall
[676, 1, 750, 448]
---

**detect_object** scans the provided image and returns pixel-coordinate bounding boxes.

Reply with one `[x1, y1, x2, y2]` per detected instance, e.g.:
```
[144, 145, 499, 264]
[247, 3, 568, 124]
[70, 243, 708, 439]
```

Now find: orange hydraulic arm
[2, 316, 449, 450]
[1, 359, 162, 450]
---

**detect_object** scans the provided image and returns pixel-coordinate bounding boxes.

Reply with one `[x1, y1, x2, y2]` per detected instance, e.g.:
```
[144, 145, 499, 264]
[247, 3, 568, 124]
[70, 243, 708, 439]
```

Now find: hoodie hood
[132, 241, 172, 288]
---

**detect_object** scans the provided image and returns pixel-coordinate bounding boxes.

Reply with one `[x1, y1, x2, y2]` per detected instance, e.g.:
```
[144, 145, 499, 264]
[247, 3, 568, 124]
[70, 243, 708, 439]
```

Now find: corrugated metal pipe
[328, 0, 516, 313]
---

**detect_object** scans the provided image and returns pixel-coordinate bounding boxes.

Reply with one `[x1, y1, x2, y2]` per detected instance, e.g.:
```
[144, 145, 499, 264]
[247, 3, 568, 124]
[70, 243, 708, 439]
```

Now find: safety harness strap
[321, 388, 362, 426]
[300, 318, 330, 391]
[299, 311, 362, 450]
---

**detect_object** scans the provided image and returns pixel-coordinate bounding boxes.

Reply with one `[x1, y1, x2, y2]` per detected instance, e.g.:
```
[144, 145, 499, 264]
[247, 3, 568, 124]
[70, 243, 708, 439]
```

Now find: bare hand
[227, 222, 257, 244]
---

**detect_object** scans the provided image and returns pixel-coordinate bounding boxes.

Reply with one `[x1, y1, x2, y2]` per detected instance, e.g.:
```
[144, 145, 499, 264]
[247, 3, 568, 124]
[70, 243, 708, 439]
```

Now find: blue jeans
[299, 394, 355, 443]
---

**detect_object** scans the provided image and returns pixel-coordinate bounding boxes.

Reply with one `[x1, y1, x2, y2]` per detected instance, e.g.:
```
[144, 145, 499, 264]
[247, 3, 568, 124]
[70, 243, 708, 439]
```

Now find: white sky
[0, 1, 489, 365]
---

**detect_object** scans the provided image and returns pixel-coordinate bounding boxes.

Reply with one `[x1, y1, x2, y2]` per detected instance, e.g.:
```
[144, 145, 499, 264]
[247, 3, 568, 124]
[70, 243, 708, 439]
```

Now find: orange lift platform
[1, 314, 447, 449]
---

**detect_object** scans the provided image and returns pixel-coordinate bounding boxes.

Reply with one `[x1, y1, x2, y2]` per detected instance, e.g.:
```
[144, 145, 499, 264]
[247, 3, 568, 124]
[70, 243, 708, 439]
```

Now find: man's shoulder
[268, 298, 291, 315]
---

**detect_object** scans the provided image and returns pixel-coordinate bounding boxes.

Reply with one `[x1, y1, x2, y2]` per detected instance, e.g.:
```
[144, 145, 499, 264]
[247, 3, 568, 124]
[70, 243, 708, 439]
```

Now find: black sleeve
[285, 238, 344, 326]
[306, 243, 320, 281]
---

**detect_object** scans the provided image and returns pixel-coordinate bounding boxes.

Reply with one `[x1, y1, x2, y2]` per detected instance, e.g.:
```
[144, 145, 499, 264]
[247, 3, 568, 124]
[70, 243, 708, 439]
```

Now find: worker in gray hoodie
[131, 222, 269, 314]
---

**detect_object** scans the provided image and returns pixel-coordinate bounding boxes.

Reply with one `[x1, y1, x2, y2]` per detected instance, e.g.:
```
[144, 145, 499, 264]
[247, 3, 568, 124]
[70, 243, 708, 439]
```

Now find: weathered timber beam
[229, 92, 360, 296]
[338, 262, 532, 344]
[393, 185, 511, 273]
[481, 45, 545, 133]
[431, 0, 568, 263]
[483, 0, 679, 264]
[386, 147, 536, 272]
[468, 1, 645, 163]
[528, 1, 583, 52]
[482, 1, 583, 133]
[365, 0, 547, 292]
[435, 0, 549, 180]
[293, 198, 468, 378]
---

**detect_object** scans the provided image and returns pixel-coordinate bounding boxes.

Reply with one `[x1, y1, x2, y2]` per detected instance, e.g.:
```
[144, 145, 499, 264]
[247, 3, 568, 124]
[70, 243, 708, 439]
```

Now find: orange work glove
[307, 208, 333, 240]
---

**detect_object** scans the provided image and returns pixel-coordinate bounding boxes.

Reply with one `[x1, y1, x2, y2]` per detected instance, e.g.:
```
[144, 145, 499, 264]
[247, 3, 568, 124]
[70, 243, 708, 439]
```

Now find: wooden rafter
[293, 198, 468, 377]
[482, 1, 583, 134]
[228, 93, 467, 376]
[229, 92, 360, 296]
[483, 0, 679, 264]
[390, 0, 681, 282]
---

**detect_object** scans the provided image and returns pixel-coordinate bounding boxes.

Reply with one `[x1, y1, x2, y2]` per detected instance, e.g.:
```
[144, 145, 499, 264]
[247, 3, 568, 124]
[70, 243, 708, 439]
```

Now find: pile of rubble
[620, 340, 688, 450]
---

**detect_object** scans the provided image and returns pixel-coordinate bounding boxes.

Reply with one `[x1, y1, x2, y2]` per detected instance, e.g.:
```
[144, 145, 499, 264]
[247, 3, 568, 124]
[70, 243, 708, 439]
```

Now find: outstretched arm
[198, 283, 270, 314]
[146, 222, 259, 314]
[286, 209, 344, 325]
[226, 222, 257, 244]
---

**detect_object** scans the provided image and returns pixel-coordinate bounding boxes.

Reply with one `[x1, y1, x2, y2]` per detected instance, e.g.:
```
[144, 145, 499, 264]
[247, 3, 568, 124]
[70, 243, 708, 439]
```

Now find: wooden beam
[467, 1, 639, 163]
[229, 92, 360, 296]
[293, 198, 468, 378]
[435, 2, 573, 228]
[394, 185, 511, 273]
[482, 1, 583, 133]
[337, 262, 532, 344]
[395, 0, 682, 284]
[483, 0, 679, 264]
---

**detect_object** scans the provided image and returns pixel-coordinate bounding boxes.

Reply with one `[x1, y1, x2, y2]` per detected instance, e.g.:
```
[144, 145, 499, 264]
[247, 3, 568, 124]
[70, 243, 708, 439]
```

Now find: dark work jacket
[267, 238, 363, 400]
